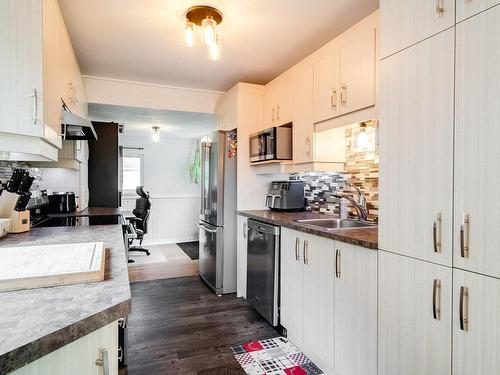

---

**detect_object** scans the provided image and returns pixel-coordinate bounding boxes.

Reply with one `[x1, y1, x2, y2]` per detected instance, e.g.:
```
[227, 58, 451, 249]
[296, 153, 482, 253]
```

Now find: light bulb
[356, 127, 369, 151]
[184, 21, 195, 47]
[152, 127, 160, 142]
[202, 17, 216, 46]
[208, 37, 221, 61]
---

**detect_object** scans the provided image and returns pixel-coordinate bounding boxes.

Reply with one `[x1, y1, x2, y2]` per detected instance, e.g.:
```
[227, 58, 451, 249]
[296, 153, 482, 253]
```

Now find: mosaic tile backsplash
[290, 121, 379, 221]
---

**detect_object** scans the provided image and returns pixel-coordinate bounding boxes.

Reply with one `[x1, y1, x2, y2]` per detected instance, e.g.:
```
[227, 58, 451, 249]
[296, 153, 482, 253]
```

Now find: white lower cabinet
[378, 251, 452, 375]
[453, 269, 500, 375]
[11, 321, 118, 375]
[334, 241, 377, 375]
[236, 215, 248, 298]
[280, 228, 334, 373]
[280, 228, 377, 375]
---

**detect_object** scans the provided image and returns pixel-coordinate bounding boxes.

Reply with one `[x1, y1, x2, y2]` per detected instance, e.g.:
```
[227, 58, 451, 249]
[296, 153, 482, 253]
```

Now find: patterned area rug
[231, 337, 324, 375]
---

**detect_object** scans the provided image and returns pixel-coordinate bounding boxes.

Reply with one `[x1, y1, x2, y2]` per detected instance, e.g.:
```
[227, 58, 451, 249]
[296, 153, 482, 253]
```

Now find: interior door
[378, 251, 452, 375]
[379, 29, 454, 266]
[198, 222, 222, 291]
[380, 0, 455, 58]
[302, 233, 335, 372]
[454, 7, 500, 279]
[334, 242, 377, 375]
[453, 269, 500, 375]
[280, 228, 304, 344]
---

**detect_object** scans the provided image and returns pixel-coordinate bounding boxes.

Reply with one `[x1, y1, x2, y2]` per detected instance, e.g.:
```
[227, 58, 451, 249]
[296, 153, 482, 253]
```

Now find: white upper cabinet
[452, 269, 500, 375]
[314, 13, 377, 123]
[0, 0, 44, 139]
[263, 73, 292, 128]
[334, 242, 377, 375]
[292, 61, 314, 164]
[378, 251, 453, 375]
[338, 14, 377, 116]
[454, 6, 500, 279]
[314, 43, 341, 123]
[457, 0, 500, 22]
[379, 29, 454, 266]
[380, 0, 455, 58]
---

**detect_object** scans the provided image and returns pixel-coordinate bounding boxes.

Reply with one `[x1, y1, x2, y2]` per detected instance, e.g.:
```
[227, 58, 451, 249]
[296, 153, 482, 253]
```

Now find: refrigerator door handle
[198, 223, 218, 233]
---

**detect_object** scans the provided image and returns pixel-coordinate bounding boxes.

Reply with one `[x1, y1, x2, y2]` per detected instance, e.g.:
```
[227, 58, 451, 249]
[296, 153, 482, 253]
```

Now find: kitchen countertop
[237, 210, 378, 250]
[47, 206, 123, 218]
[0, 225, 131, 374]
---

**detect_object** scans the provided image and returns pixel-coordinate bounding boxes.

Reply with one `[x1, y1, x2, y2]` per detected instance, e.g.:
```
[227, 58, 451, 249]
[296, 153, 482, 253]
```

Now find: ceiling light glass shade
[202, 17, 217, 46]
[152, 127, 160, 142]
[208, 38, 222, 61]
[184, 21, 195, 47]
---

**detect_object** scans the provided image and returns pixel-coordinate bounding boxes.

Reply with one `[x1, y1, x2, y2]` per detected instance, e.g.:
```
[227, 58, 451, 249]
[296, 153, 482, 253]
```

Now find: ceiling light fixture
[356, 122, 369, 151]
[152, 126, 160, 142]
[184, 5, 223, 61]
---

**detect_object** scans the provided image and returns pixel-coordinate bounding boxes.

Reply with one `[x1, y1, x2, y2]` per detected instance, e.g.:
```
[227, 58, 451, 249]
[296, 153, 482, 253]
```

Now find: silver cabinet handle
[272, 107, 275, 123]
[460, 213, 470, 258]
[433, 212, 442, 253]
[118, 346, 123, 362]
[243, 221, 247, 239]
[95, 348, 109, 375]
[331, 88, 337, 110]
[277, 105, 280, 122]
[335, 249, 341, 278]
[459, 286, 469, 331]
[303, 239, 308, 265]
[433, 279, 442, 320]
[30, 88, 38, 124]
[295, 238, 300, 261]
[305, 137, 311, 158]
[340, 84, 347, 105]
[436, 0, 444, 17]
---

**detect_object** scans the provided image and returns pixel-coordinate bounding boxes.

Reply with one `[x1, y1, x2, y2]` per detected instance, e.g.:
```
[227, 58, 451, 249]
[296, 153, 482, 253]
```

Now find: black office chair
[128, 186, 151, 260]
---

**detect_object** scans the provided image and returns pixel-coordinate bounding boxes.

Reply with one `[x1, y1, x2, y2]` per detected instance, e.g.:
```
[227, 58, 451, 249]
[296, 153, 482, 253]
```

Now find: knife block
[8, 210, 30, 233]
[0, 191, 19, 218]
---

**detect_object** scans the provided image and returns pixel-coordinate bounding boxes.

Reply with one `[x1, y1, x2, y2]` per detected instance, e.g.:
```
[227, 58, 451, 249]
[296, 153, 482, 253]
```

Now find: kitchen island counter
[0, 225, 131, 374]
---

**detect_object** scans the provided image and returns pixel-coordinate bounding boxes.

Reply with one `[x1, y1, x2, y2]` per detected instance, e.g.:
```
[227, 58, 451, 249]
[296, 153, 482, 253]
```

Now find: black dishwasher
[246, 219, 280, 326]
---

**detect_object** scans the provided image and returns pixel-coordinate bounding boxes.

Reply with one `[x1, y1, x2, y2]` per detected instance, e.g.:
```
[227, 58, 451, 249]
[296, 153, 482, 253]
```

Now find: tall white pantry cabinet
[379, 2, 500, 375]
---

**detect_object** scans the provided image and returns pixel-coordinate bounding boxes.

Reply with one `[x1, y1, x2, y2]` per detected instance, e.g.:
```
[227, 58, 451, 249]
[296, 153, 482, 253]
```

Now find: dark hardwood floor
[120, 276, 279, 375]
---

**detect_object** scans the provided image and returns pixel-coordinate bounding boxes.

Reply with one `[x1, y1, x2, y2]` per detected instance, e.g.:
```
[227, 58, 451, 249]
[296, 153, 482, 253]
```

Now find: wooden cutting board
[0, 242, 105, 292]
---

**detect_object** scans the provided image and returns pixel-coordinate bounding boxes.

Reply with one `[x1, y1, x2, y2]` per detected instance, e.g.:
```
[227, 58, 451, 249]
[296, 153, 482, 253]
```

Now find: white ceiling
[58, 0, 379, 92]
[88, 103, 215, 138]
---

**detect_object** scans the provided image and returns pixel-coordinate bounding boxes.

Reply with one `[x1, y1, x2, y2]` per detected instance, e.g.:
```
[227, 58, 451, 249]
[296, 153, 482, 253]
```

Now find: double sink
[293, 218, 377, 230]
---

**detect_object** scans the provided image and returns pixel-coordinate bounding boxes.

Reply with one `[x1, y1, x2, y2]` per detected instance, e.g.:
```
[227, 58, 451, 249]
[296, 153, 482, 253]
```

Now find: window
[122, 155, 144, 192]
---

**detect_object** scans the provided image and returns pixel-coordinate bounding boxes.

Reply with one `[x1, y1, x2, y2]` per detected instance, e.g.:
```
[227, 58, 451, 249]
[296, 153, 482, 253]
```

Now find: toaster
[265, 180, 305, 211]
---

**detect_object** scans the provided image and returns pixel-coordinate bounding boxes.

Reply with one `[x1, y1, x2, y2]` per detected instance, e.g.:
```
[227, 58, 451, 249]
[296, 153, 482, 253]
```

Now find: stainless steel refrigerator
[198, 130, 237, 295]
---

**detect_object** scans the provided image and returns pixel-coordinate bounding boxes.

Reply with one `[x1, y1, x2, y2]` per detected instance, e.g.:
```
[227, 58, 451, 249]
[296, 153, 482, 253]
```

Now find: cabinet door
[334, 242, 377, 375]
[457, 0, 500, 22]
[378, 251, 452, 375]
[236, 215, 248, 298]
[274, 73, 292, 126]
[292, 62, 314, 164]
[314, 43, 340, 123]
[454, 7, 500, 279]
[380, 0, 455, 58]
[263, 83, 275, 128]
[0, 0, 44, 138]
[379, 29, 454, 266]
[302, 233, 335, 372]
[280, 228, 304, 344]
[339, 16, 376, 116]
[453, 269, 500, 375]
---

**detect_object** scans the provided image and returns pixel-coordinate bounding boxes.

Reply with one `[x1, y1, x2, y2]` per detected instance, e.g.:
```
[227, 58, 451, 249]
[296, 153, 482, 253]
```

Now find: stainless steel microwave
[249, 125, 292, 163]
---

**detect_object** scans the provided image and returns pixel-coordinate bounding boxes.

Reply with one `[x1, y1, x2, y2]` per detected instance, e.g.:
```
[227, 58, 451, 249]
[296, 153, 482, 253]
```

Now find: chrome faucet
[333, 182, 369, 221]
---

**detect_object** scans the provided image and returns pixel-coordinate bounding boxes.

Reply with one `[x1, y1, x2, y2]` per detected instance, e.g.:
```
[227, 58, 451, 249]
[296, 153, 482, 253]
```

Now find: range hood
[61, 105, 98, 141]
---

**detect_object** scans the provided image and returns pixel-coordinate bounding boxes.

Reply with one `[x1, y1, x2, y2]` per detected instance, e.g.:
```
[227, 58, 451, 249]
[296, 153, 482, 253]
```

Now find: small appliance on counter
[265, 180, 305, 211]
[48, 192, 77, 213]
[249, 125, 292, 163]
